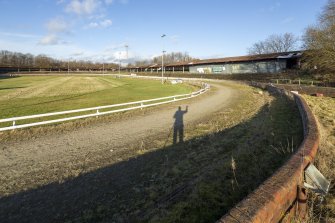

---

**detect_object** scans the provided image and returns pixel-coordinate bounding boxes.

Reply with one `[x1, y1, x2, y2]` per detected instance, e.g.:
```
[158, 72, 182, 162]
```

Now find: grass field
[0, 75, 194, 119]
[304, 95, 335, 222]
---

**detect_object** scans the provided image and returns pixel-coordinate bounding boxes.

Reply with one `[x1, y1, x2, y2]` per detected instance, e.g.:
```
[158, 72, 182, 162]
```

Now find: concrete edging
[218, 84, 320, 223]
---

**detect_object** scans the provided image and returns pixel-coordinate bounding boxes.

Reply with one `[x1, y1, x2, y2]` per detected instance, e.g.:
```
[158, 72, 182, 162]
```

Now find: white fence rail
[0, 84, 210, 132]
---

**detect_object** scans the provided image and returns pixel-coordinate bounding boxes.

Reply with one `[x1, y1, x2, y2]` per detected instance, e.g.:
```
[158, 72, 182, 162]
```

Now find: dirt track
[0, 82, 239, 222]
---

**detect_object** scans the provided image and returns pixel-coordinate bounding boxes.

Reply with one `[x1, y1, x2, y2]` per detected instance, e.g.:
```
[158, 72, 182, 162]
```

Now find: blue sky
[0, 0, 328, 62]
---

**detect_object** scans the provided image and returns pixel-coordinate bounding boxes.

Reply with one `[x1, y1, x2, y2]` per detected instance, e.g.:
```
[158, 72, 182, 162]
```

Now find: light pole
[162, 50, 166, 84]
[125, 44, 129, 73]
[161, 34, 166, 84]
[118, 52, 121, 75]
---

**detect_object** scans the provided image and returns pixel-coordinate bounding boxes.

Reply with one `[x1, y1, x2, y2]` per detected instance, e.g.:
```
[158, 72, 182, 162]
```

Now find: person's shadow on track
[173, 106, 188, 144]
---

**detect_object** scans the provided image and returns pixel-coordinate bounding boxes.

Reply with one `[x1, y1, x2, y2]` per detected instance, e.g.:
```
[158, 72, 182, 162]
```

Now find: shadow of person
[173, 106, 188, 144]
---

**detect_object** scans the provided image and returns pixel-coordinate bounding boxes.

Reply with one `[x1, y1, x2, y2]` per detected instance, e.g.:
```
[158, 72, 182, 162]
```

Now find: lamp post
[161, 34, 166, 84]
[118, 52, 121, 75]
[125, 44, 129, 74]
[161, 50, 166, 84]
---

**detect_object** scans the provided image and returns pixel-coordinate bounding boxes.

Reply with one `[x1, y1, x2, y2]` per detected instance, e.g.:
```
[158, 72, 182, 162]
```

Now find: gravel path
[0, 82, 239, 222]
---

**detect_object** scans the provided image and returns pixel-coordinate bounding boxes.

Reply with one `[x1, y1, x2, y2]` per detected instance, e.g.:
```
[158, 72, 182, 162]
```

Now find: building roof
[190, 51, 302, 66]
[126, 51, 302, 69]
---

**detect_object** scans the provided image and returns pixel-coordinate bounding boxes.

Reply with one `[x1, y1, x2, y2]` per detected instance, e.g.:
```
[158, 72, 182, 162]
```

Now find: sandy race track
[0, 82, 239, 222]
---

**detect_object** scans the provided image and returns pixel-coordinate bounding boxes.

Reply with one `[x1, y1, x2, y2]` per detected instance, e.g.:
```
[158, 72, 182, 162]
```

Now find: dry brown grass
[304, 95, 335, 223]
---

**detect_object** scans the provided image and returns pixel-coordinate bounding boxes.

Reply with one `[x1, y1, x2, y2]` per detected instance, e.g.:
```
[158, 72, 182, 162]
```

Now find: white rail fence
[0, 84, 210, 132]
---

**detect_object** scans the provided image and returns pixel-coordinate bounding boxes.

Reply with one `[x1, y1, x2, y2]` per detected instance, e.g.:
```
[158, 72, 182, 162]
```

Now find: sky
[0, 0, 329, 63]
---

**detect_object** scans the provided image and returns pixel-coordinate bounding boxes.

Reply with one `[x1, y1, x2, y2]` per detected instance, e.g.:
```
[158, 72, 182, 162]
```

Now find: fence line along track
[0, 84, 210, 132]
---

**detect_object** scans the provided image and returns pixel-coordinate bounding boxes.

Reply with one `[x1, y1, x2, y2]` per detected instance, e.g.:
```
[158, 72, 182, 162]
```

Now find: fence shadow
[0, 96, 303, 223]
[0, 87, 24, 91]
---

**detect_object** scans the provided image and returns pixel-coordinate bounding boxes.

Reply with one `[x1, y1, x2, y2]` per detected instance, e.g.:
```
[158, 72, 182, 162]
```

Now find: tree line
[0, 50, 197, 70]
[132, 52, 198, 67]
[0, 50, 119, 70]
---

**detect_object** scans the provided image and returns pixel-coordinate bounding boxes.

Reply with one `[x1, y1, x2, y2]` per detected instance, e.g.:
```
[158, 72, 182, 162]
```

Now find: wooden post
[297, 185, 307, 220]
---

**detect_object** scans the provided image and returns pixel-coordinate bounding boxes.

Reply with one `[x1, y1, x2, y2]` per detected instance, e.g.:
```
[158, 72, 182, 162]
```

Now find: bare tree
[303, 0, 335, 72]
[248, 33, 299, 55]
[153, 52, 197, 64]
[132, 52, 197, 66]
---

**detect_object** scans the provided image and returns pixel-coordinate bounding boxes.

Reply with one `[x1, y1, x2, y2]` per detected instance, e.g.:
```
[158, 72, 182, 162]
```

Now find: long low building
[188, 51, 302, 74]
[127, 51, 302, 75]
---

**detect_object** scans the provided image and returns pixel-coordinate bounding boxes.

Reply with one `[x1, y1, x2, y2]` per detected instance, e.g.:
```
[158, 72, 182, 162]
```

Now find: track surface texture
[0, 82, 238, 222]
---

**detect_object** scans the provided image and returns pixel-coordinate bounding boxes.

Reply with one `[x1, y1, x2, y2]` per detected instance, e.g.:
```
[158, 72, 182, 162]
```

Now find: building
[125, 51, 302, 75]
[188, 51, 302, 74]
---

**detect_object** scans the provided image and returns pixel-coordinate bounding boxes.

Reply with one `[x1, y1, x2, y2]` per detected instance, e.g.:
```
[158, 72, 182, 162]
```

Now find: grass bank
[304, 95, 335, 222]
[140, 84, 303, 222]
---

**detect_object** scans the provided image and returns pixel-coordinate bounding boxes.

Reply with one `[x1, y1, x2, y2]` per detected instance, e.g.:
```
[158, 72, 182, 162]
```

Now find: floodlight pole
[162, 50, 166, 84]
[161, 34, 166, 84]
[125, 44, 129, 74]
[118, 52, 121, 75]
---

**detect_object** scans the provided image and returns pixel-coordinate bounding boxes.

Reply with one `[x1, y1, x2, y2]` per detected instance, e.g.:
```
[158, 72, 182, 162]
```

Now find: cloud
[38, 34, 60, 45]
[105, 0, 113, 5]
[46, 17, 69, 33]
[0, 32, 40, 39]
[38, 34, 69, 45]
[87, 22, 99, 28]
[100, 19, 112, 27]
[65, 0, 100, 15]
[86, 19, 112, 28]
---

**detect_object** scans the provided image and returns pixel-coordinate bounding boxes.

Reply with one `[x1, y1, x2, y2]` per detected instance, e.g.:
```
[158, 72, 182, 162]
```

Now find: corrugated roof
[190, 51, 302, 65]
[126, 51, 302, 69]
